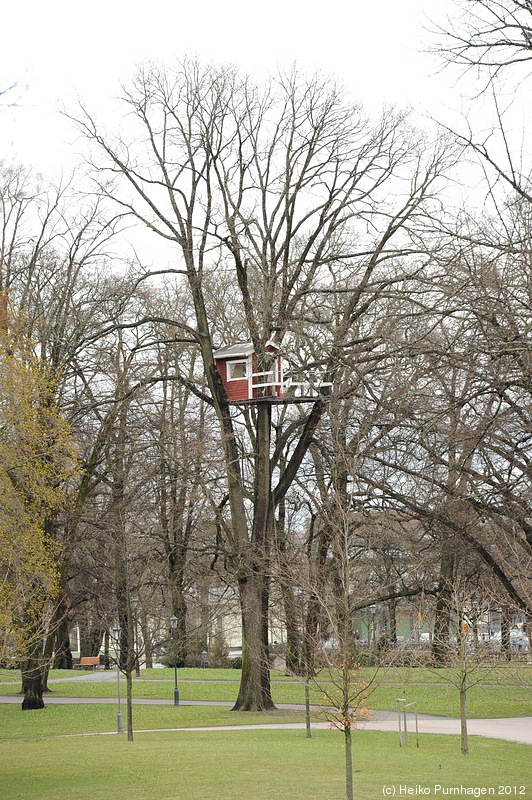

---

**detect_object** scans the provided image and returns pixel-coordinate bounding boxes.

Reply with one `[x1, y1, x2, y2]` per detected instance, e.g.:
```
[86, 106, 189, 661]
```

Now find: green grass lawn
[0, 702, 307, 740]
[2, 677, 531, 719]
[2, 665, 530, 686]
[136, 667, 301, 682]
[2, 666, 531, 719]
[1, 727, 530, 800]
[133, 665, 532, 686]
[1, 686, 530, 800]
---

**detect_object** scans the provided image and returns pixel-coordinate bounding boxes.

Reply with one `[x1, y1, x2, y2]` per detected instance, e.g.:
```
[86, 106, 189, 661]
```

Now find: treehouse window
[228, 360, 248, 380]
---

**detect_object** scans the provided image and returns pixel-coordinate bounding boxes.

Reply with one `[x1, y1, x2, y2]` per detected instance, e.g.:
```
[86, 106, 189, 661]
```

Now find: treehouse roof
[213, 341, 280, 360]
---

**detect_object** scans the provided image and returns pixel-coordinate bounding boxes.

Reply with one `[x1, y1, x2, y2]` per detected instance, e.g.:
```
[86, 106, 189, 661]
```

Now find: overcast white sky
[1, 0, 462, 177]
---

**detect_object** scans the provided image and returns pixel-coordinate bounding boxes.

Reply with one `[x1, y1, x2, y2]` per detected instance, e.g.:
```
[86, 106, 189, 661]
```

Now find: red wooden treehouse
[213, 341, 283, 403]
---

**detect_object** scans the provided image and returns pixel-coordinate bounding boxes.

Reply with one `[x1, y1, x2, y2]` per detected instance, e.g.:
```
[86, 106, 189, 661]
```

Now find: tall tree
[73, 61, 452, 709]
[0, 334, 77, 707]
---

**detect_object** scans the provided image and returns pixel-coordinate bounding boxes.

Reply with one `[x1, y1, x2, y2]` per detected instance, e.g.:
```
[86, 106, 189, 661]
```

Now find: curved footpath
[1, 690, 531, 745]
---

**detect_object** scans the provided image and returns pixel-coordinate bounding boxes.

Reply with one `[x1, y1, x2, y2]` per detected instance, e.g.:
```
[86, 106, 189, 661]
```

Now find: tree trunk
[345, 724, 353, 800]
[79, 620, 104, 658]
[432, 542, 455, 665]
[302, 594, 321, 675]
[388, 599, 397, 644]
[302, 525, 330, 674]
[53, 602, 73, 670]
[40, 624, 56, 693]
[232, 402, 275, 711]
[305, 675, 312, 738]
[108, 400, 135, 738]
[459, 680, 468, 756]
[526, 615, 532, 654]
[126, 667, 134, 741]
[53, 623, 73, 669]
[103, 629, 111, 669]
[140, 610, 153, 669]
[115, 543, 134, 739]
[281, 583, 303, 675]
[21, 645, 45, 710]
[22, 521, 63, 696]
[232, 575, 274, 711]
[501, 605, 511, 661]
[170, 575, 187, 668]
[276, 492, 303, 675]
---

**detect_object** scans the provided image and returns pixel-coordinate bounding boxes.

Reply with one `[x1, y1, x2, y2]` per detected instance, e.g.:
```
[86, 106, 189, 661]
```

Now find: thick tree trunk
[432, 596, 452, 664]
[232, 403, 275, 711]
[232, 575, 274, 711]
[22, 520, 63, 696]
[170, 574, 187, 668]
[53, 625, 73, 669]
[302, 595, 321, 674]
[302, 526, 330, 675]
[41, 627, 56, 692]
[21, 678, 45, 709]
[79, 620, 104, 658]
[432, 541, 455, 665]
[276, 492, 303, 675]
[21, 646, 45, 710]
[282, 584, 303, 675]
[53, 604, 73, 670]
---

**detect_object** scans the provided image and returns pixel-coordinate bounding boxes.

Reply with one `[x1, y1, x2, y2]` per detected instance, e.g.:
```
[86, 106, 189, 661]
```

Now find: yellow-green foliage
[0, 339, 77, 663]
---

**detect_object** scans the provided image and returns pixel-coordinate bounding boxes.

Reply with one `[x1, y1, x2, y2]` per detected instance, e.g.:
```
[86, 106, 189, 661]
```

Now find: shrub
[208, 631, 231, 668]
[184, 635, 209, 668]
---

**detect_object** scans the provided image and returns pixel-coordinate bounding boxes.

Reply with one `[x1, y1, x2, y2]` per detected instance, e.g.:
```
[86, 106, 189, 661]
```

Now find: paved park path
[1, 675, 531, 746]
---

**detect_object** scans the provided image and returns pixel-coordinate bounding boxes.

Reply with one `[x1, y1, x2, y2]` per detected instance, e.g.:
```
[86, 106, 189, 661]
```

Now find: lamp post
[131, 597, 140, 678]
[112, 625, 124, 734]
[170, 614, 180, 707]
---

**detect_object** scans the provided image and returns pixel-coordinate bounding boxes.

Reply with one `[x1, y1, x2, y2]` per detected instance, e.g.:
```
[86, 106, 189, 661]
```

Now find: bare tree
[71, 60, 453, 710]
[433, 0, 532, 77]
[148, 308, 216, 667]
[431, 0, 532, 204]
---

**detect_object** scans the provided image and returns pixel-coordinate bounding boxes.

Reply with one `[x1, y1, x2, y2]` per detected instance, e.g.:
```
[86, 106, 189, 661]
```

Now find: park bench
[77, 656, 100, 670]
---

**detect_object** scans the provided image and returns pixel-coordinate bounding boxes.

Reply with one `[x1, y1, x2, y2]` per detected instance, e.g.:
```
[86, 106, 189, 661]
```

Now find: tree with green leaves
[0, 333, 77, 707]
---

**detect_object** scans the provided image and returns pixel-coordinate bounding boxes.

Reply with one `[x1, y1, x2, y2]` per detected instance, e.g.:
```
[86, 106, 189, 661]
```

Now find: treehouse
[213, 341, 334, 404]
[213, 341, 283, 403]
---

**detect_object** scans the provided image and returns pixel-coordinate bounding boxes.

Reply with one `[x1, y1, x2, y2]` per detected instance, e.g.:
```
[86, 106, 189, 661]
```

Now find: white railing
[251, 370, 278, 388]
[251, 370, 333, 397]
[285, 373, 333, 395]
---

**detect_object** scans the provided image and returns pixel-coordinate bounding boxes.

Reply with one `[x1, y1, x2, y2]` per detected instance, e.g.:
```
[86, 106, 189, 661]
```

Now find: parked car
[487, 630, 529, 652]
